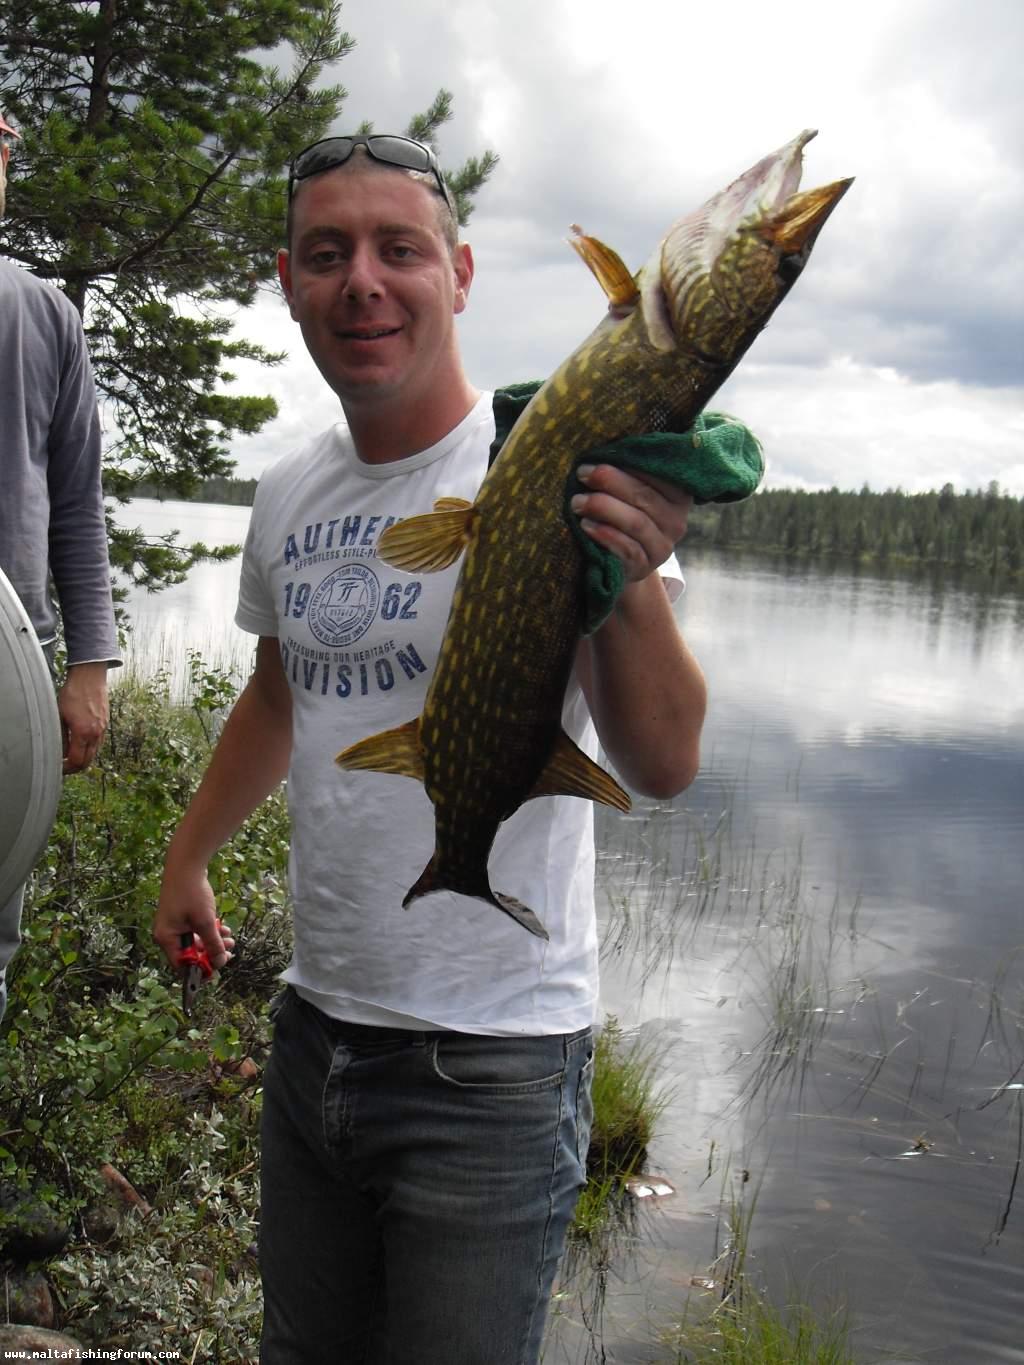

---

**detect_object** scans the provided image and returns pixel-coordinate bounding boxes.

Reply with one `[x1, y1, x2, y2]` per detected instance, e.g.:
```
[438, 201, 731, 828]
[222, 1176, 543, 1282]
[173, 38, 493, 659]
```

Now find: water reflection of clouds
[597, 911, 771, 1220]
[681, 552, 1024, 741]
[596, 822, 1024, 1364]
[693, 725, 1022, 960]
[606, 556, 1024, 1361]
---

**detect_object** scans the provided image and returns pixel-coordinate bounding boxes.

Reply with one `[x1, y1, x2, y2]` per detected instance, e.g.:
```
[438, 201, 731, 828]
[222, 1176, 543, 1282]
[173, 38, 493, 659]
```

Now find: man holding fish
[155, 127, 848, 1362]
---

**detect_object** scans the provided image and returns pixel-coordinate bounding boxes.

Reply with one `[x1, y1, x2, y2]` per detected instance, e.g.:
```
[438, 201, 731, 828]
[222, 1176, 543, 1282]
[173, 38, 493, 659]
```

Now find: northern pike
[336, 130, 852, 938]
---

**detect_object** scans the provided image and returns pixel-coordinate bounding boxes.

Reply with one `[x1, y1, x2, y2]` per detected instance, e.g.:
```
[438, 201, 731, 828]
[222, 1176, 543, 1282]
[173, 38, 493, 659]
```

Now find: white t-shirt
[236, 393, 682, 1035]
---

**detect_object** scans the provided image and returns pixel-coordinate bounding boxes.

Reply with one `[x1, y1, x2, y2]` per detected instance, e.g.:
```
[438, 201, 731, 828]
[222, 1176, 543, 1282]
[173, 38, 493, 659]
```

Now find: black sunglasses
[287, 135, 456, 218]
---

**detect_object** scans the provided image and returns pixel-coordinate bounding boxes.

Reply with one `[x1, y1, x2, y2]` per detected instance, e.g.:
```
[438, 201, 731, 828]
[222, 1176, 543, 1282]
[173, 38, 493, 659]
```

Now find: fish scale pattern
[416, 318, 719, 899]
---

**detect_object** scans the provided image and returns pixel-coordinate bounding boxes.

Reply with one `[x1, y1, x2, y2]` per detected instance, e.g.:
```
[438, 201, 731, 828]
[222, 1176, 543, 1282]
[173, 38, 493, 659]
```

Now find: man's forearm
[579, 574, 706, 799]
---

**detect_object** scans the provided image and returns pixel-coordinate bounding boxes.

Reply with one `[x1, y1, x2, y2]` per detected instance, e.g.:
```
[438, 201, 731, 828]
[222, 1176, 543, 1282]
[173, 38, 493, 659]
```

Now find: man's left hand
[570, 463, 693, 584]
[59, 661, 110, 773]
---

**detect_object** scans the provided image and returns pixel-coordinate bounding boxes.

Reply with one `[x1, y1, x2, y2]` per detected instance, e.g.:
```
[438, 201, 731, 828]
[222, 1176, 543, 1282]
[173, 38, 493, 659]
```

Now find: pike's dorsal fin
[336, 717, 424, 781]
[530, 730, 632, 812]
[378, 505, 478, 573]
[568, 225, 641, 310]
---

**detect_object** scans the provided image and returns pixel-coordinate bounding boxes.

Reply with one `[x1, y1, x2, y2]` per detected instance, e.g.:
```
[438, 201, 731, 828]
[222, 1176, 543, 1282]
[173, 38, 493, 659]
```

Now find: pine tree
[0, 2, 496, 590]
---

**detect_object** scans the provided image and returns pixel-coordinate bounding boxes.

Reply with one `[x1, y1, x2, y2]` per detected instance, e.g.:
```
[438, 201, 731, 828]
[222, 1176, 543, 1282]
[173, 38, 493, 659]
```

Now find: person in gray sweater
[0, 110, 120, 1020]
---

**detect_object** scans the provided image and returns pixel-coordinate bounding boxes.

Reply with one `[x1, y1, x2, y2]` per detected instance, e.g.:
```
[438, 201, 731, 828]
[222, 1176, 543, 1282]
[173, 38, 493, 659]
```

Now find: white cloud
[720, 357, 1024, 494]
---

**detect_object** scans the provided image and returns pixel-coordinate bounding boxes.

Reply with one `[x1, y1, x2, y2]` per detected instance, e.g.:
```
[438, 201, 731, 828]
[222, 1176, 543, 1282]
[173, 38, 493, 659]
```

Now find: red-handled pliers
[180, 933, 213, 1016]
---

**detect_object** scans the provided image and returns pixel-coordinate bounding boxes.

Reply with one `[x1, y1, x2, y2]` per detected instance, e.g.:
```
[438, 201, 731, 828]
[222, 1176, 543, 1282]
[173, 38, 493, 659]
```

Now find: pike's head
[634, 131, 852, 363]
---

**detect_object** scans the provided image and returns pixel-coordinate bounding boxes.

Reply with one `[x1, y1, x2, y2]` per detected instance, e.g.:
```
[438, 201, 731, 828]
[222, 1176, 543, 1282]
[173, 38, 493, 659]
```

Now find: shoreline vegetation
[0, 658, 857, 1362]
[132, 477, 1024, 579]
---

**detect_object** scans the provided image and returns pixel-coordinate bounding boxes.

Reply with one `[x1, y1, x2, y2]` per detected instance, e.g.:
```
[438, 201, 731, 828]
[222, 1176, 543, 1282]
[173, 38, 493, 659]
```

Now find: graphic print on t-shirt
[276, 510, 442, 704]
[306, 564, 380, 647]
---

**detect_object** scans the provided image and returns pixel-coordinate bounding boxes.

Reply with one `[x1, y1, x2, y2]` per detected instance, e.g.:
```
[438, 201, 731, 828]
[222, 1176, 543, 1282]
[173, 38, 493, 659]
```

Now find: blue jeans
[259, 987, 594, 1365]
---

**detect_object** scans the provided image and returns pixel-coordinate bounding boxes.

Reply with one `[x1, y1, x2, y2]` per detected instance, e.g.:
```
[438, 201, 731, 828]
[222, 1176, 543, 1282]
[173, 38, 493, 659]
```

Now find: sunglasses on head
[287, 135, 456, 218]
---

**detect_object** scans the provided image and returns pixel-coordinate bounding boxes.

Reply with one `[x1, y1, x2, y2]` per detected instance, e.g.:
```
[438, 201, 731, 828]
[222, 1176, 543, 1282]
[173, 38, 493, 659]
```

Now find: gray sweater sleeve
[45, 312, 120, 666]
[0, 262, 120, 666]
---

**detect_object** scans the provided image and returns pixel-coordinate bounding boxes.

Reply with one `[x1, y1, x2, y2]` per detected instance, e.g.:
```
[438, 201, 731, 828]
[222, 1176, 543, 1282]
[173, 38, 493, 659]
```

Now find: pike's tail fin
[404, 859, 550, 940]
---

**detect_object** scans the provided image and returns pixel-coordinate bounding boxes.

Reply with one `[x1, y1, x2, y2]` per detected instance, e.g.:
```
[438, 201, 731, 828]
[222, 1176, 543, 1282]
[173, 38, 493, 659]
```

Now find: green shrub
[0, 659, 289, 1359]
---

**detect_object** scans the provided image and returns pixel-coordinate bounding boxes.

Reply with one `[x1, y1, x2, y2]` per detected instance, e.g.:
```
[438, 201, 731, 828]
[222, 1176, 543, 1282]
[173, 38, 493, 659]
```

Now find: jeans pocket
[430, 1033, 568, 1094]
[575, 1051, 595, 1168]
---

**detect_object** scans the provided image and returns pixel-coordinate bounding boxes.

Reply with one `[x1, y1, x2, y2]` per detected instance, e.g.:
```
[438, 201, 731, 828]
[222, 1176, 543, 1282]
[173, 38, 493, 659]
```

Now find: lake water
[120, 500, 1024, 1363]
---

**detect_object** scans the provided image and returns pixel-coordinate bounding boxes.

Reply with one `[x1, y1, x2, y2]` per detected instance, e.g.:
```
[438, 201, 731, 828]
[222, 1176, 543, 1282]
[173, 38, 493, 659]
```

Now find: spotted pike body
[337, 131, 852, 937]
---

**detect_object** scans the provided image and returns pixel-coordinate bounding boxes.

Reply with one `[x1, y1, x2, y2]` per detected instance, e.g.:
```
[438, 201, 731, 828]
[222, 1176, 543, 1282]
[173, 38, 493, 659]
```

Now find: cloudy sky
[223, 0, 1023, 494]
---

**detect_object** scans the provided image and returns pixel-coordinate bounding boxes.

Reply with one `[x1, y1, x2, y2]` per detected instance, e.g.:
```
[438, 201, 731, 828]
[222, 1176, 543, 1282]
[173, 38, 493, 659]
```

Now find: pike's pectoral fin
[336, 717, 424, 781]
[378, 504, 478, 573]
[568, 225, 641, 311]
[529, 730, 632, 812]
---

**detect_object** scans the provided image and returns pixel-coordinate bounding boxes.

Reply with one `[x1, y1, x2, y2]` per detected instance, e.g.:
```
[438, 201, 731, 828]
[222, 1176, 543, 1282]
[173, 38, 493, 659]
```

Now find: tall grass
[663, 1170, 856, 1365]
[117, 620, 254, 703]
[669, 1293, 856, 1365]
[588, 1017, 671, 1176]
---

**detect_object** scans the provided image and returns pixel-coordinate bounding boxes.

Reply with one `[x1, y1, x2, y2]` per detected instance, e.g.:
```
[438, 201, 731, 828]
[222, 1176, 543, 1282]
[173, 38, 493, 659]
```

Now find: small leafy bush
[0, 659, 290, 1358]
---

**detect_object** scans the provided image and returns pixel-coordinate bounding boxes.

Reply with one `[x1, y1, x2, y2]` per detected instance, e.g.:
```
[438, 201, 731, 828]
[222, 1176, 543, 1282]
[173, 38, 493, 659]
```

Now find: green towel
[490, 381, 764, 632]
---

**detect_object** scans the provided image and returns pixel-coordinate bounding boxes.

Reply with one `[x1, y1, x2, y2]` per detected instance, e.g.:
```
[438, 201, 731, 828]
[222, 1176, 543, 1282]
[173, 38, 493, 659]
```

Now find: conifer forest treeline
[688, 481, 1024, 576]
